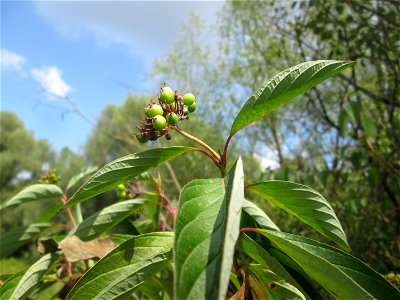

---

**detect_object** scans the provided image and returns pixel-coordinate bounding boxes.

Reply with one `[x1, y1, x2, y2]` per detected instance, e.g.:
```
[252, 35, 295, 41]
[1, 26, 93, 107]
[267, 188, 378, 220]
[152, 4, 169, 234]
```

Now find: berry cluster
[116, 183, 130, 200]
[136, 85, 197, 143]
[39, 169, 61, 184]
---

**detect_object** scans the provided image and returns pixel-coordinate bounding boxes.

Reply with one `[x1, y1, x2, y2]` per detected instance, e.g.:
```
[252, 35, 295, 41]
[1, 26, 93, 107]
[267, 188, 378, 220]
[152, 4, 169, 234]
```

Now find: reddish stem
[161, 213, 167, 231]
[222, 133, 234, 169]
[240, 227, 259, 234]
[64, 258, 72, 279]
[195, 149, 220, 166]
[60, 194, 77, 228]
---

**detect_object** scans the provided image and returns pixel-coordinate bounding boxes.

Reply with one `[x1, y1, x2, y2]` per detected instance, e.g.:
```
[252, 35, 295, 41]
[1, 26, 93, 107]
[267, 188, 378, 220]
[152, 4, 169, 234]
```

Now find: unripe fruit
[136, 134, 148, 143]
[145, 104, 163, 118]
[166, 112, 179, 125]
[118, 191, 126, 199]
[117, 184, 125, 191]
[152, 115, 167, 130]
[188, 101, 197, 112]
[160, 86, 175, 104]
[182, 93, 195, 106]
[183, 107, 189, 115]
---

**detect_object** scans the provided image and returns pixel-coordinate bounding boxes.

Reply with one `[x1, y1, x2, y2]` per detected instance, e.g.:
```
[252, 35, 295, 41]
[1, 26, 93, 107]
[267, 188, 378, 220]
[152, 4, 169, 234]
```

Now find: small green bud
[145, 104, 163, 118]
[182, 93, 195, 106]
[152, 115, 167, 130]
[166, 112, 179, 125]
[188, 101, 197, 112]
[160, 86, 175, 104]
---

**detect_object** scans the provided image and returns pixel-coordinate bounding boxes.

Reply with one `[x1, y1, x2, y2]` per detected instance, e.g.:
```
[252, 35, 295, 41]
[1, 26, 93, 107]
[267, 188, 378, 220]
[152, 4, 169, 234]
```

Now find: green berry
[188, 101, 197, 112]
[160, 86, 175, 104]
[166, 112, 179, 125]
[145, 104, 163, 118]
[136, 134, 148, 143]
[117, 184, 125, 191]
[152, 115, 167, 130]
[183, 107, 189, 115]
[118, 191, 127, 200]
[182, 93, 195, 106]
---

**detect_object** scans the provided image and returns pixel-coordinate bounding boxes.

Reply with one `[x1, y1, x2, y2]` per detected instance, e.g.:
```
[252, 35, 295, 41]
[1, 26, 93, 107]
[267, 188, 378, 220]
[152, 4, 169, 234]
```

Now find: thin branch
[171, 126, 221, 162]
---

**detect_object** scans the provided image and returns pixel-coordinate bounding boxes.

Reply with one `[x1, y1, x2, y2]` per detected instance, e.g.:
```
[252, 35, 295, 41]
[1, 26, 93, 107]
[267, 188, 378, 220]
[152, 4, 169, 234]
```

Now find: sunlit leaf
[0, 271, 25, 299]
[10, 253, 58, 300]
[230, 60, 355, 135]
[67, 232, 173, 299]
[71, 198, 146, 241]
[175, 158, 244, 299]
[66, 166, 98, 191]
[0, 184, 62, 210]
[247, 180, 349, 251]
[242, 200, 280, 231]
[65, 146, 196, 208]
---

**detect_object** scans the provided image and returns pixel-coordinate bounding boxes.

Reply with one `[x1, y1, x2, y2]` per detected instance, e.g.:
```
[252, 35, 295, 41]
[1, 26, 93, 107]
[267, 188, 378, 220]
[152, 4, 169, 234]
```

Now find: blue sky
[1, 0, 224, 153]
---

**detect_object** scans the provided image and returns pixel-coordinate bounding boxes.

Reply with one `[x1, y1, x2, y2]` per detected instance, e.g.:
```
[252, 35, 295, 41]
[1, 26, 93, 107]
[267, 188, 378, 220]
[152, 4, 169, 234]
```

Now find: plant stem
[60, 194, 77, 228]
[171, 126, 221, 162]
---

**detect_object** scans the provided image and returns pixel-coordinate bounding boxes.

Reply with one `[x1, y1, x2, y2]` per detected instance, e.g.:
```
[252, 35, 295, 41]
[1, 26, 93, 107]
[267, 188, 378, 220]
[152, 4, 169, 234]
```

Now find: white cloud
[1, 49, 26, 70]
[31, 66, 72, 98]
[254, 148, 280, 170]
[33, 1, 224, 62]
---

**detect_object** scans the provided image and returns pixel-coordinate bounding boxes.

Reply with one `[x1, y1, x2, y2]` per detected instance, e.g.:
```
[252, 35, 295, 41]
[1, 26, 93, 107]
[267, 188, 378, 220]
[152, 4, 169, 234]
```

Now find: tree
[151, 1, 400, 272]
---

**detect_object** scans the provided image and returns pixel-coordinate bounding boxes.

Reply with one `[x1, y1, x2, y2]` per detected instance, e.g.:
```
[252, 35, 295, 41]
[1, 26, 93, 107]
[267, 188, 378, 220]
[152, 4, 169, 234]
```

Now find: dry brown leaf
[59, 235, 115, 262]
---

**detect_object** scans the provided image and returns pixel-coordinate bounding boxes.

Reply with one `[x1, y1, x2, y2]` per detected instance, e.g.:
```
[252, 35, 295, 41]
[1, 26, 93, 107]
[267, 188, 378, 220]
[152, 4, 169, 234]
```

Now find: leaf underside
[247, 180, 349, 251]
[230, 60, 355, 135]
[174, 158, 244, 300]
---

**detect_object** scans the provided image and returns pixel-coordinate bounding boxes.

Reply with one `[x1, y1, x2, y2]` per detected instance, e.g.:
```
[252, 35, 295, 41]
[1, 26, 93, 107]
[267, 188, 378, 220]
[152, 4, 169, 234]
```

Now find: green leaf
[0, 223, 52, 258]
[256, 240, 322, 299]
[244, 264, 306, 300]
[344, 101, 361, 124]
[71, 198, 147, 241]
[242, 200, 280, 231]
[257, 230, 400, 299]
[237, 234, 309, 299]
[36, 203, 63, 222]
[230, 60, 355, 135]
[0, 184, 63, 210]
[175, 157, 245, 300]
[65, 146, 195, 208]
[360, 113, 377, 137]
[247, 180, 349, 251]
[110, 234, 135, 245]
[10, 253, 58, 300]
[67, 232, 174, 299]
[0, 271, 25, 299]
[66, 166, 98, 191]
